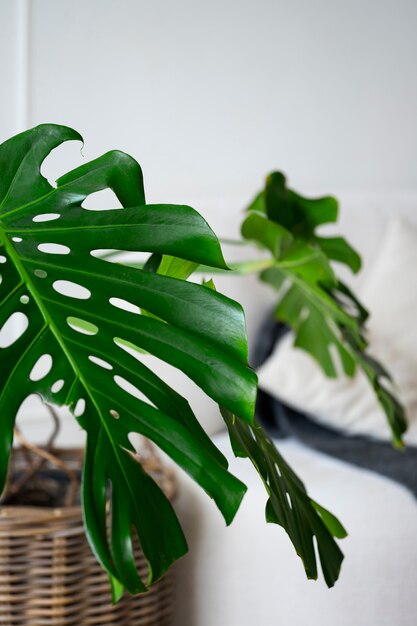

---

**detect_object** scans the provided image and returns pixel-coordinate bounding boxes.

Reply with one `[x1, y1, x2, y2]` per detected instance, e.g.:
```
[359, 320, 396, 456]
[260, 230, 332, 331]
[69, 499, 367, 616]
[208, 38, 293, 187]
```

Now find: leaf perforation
[1, 224, 130, 512]
[0, 325, 49, 433]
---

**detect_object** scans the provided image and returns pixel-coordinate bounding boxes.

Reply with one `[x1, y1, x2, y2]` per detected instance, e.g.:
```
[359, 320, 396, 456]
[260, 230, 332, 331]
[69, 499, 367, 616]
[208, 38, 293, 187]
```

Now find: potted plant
[239, 171, 406, 446]
[1, 124, 400, 621]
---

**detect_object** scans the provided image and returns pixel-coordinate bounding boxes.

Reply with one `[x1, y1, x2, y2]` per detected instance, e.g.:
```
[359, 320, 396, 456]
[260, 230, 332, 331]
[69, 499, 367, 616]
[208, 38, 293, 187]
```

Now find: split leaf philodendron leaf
[0, 124, 256, 596]
[0, 126, 346, 597]
[222, 409, 346, 587]
[242, 172, 407, 447]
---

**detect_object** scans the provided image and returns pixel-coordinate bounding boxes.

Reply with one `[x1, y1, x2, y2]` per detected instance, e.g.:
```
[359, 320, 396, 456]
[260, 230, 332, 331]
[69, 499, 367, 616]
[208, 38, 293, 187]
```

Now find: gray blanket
[254, 317, 417, 498]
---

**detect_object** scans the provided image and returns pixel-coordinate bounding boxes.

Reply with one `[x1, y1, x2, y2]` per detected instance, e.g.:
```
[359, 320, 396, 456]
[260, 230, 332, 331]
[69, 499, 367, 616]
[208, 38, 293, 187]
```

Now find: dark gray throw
[254, 315, 417, 499]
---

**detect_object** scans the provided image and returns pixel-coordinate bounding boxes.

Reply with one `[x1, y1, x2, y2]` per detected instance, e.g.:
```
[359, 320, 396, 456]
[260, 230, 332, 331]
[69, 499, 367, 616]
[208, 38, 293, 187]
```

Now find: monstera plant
[240, 172, 407, 447]
[0, 124, 347, 600]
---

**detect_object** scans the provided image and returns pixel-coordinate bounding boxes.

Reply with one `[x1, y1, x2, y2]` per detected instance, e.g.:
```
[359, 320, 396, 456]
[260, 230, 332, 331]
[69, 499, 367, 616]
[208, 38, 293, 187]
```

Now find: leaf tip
[109, 574, 125, 604]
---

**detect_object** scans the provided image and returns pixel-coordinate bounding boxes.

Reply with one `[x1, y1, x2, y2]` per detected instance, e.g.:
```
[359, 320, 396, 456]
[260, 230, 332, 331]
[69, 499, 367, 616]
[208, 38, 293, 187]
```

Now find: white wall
[3, 0, 417, 308]
[4, 0, 417, 197]
[0, 2, 20, 138]
[3, 0, 417, 220]
[1, 0, 417, 437]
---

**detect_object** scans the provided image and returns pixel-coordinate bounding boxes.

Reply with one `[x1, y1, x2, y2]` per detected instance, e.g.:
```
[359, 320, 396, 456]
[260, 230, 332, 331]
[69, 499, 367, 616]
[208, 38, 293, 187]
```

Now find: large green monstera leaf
[0, 124, 256, 594]
[242, 172, 407, 446]
[0, 126, 346, 597]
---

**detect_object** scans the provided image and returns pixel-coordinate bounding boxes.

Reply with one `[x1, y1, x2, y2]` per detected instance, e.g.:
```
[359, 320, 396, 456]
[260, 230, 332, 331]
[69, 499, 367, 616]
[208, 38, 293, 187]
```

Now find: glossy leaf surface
[0, 124, 257, 595]
[222, 409, 346, 588]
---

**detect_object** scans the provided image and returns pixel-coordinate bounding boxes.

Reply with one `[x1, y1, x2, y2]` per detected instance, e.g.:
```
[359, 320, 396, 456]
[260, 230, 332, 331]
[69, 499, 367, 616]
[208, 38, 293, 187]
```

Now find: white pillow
[257, 218, 417, 444]
[361, 218, 417, 357]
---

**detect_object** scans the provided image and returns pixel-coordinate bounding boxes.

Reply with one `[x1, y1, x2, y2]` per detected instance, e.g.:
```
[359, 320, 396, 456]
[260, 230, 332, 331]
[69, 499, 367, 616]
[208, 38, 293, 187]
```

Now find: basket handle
[7, 405, 79, 507]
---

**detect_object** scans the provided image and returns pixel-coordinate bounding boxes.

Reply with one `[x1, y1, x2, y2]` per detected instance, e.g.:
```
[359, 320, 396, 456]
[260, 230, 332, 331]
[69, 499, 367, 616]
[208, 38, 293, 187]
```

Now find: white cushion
[361, 218, 417, 357]
[173, 432, 417, 626]
[257, 218, 417, 444]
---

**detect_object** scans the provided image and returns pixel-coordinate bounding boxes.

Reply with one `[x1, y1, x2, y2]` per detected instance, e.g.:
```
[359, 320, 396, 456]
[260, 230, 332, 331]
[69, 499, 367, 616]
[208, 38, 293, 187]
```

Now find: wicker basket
[0, 446, 177, 626]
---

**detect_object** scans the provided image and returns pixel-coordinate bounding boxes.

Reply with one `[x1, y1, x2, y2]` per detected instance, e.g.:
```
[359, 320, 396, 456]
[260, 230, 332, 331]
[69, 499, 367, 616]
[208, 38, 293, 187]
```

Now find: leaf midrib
[41, 294, 246, 398]
[0, 225, 137, 540]
[276, 263, 356, 331]
[0, 143, 48, 211]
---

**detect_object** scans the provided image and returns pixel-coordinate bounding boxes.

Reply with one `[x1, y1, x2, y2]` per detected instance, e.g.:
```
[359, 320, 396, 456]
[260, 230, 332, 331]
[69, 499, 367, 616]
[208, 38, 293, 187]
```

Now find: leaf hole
[127, 432, 148, 454]
[109, 297, 140, 315]
[20, 295, 30, 304]
[275, 277, 292, 302]
[12, 237, 22, 243]
[0, 256, 7, 264]
[114, 374, 154, 405]
[33, 213, 61, 223]
[91, 249, 149, 267]
[110, 409, 120, 419]
[74, 398, 86, 417]
[51, 379, 65, 393]
[29, 354, 53, 382]
[81, 188, 122, 211]
[88, 355, 113, 370]
[53, 280, 91, 300]
[114, 337, 147, 358]
[329, 343, 345, 378]
[38, 243, 71, 255]
[34, 269, 47, 278]
[114, 338, 213, 419]
[67, 317, 99, 336]
[0, 312, 29, 348]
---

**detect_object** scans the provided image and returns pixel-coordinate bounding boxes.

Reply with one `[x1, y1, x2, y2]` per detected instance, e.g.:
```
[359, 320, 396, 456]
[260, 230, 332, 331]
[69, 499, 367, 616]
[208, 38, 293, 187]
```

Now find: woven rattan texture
[0, 448, 176, 626]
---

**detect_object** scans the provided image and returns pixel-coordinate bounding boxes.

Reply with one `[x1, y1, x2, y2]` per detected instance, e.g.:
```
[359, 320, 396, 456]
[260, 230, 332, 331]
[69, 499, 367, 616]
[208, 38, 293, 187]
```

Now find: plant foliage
[242, 172, 407, 447]
[222, 409, 346, 587]
[0, 126, 346, 598]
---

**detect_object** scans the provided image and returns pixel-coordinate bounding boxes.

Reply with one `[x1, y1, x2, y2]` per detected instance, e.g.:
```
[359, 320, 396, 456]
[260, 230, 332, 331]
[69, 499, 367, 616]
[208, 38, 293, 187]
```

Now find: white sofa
[173, 433, 417, 626]
[170, 191, 417, 626]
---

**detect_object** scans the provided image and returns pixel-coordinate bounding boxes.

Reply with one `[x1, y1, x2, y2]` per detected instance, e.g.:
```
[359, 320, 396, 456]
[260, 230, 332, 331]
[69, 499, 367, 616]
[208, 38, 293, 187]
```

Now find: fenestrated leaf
[222, 409, 346, 587]
[261, 171, 338, 235]
[332, 280, 369, 325]
[0, 124, 257, 595]
[261, 264, 358, 378]
[241, 212, 293, 259]
[313, 236, 361, 274]
[242, 172, 407, 445]
[310, 500, 348, 540]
